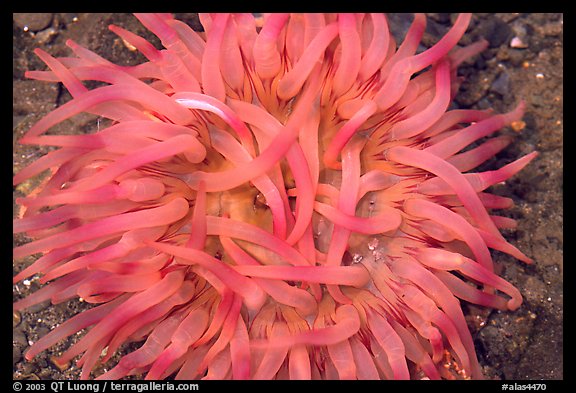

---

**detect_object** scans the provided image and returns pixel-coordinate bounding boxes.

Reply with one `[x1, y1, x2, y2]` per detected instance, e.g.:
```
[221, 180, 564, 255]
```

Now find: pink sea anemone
[13, 13, 536, 380]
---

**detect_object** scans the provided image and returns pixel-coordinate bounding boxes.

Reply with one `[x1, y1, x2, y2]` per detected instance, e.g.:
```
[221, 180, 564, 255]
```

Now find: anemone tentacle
[14, 13, 533, 380]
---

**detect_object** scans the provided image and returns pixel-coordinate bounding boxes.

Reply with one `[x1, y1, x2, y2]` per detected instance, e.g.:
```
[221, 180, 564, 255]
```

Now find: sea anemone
[13, 13, 536, 380]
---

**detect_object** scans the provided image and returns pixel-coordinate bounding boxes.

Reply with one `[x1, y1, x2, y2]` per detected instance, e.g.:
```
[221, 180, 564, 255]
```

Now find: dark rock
[13, 346, 22, 366]
[476, 17, 513, 48]
[13, 13, 53, 32]
[490, 71, 511, 96]
[13, 329, 28, 347]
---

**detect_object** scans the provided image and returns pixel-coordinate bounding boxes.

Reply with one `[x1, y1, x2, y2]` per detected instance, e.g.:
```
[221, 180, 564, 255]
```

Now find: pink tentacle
[410, 13, 472, 71]
[174, 345, 211, 380]
[13, 245, 81, 284]
[230, 14, 257, 64]
[284, 143, 316, 245]
[332, 14, 362, 95]
[18, 178, 164, 209]
[20, 84, 194, 141]
[390, 60, 451, 140]
[172, 91, 254, 153]
[358, 13, 390, 81]
[70, 134, 202, 192]
[135, 14, 203, 87]
[230, 306, 250, 379]
[186, 181, 207, 249]
[24, 294, 126, 361]
[379, 13, 426, 79]
[399, 284, 472, 376]
[200, 13, 229, 102]
[13, 271, 86, 311]
[323, 101, 377, 169]
[285, 13, 305, 64]
[165, 19, 204, 80]
[388, 256, 485, 379]
[255, 304, 361, 349]
[148, 242, 267, 311]
[435, 270, 508, 310]
[388, 319, 441, 380]
[327, 338, 356, 380]
[97, 311, 185, 380]
[32, 48, 88, 96]
[349, 336, 380, 379]
[446, 136, 513, 172]
[422, 108, 494, 138]
[449, 39, 489, 69]
[326, 138, 363, 266]
[375, 14, 470, 110]
[103, 281, 196, 363]
[55, 269, 185, 368]
[252, 322, 290, 379]
[13, 147, 86, 186]
[13, 197, 189, 259]
[14, 200, 138, 234]
[193, 285, 233, 348]
[416, 247, 522, 310]
[303, 14, 326, 47]
[314, 201, 402, 235]
[425, 101, 525, 159]
[23, 57, 162, 123]
[108, 24, 162, 62]
[278, 23, 338, 100]
[209, 128, 287, 239]
[203, 346, 232, 380]
[324, 138, 364, 302]
[77, 271, 162, 303]
[206, 216, 311, 267]
[184, 60, 321, 192]
[197, 294, 241, 377]
[403, 198, 494, 272]
[253, 13, 290, 80]
[220, 236, 317, 315]
[388, 145, 503, 238]
[220, 18, 245, 93]
[158, 50, 201, 92]
[477, 228, 533, 264]
[226, 99, 313, 245]
[288, 344, 311, 380]
[145, 308, 210, 380]
[367, 311, 410, 380]
[418, 151, 538, 195]
[232, 264, 370, 288]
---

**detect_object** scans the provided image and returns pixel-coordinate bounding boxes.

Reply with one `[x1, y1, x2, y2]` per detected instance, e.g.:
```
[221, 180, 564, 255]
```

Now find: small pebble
[510, 36, 528, 48]
[13, 310, 21, 328]
[35, 27, 58, 45]
[511, 120, 526, 132]
[51, 355, 70, 372]
[367, 238, 379, 251]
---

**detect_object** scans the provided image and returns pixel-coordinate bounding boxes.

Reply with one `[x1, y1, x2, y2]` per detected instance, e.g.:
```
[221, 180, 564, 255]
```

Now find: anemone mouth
[13, 13, 535, 380]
